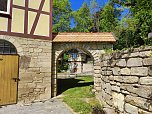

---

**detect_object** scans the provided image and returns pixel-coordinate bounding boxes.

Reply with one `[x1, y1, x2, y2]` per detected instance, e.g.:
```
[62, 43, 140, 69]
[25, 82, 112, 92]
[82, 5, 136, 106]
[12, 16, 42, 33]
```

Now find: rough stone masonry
[96, 46, 152, 114]
[0, 35, 52, 105]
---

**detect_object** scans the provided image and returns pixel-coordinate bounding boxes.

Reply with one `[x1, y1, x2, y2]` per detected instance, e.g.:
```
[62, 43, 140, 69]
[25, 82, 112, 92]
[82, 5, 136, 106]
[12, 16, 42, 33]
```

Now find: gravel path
[0, 98, 73, 114]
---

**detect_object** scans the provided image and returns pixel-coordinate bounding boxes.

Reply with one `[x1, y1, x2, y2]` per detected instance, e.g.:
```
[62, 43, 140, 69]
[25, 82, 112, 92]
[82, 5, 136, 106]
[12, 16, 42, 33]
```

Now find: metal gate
[0, 55, 19, 106]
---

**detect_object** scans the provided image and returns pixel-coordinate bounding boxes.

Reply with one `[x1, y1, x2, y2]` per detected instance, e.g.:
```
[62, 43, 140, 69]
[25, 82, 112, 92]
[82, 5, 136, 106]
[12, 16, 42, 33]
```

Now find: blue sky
[68, 0, 129, 27]
[69, 0, 108, 11]
[69, 0, 109, 28]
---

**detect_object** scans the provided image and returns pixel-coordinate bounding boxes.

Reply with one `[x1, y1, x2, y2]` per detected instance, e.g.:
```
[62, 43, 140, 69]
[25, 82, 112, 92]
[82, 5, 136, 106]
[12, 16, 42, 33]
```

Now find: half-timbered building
[0, 0, 52, 105]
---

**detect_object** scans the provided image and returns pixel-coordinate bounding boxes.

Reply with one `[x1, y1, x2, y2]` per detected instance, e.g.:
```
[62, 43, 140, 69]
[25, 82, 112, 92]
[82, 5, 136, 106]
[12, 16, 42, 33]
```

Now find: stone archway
[51, 42, 107, 97]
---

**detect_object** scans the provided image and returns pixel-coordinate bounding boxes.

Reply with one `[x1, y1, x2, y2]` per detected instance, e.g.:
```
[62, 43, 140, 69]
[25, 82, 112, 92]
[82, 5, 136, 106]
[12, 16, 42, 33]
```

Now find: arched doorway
[51, 42, 106, 97]
[0, 39, 19, 106]
[56, 48, 94, 95]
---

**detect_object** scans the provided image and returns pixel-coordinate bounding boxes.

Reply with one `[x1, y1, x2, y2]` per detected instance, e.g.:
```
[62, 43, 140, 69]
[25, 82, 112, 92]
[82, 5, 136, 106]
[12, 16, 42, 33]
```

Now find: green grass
[58, 76, 103, 114]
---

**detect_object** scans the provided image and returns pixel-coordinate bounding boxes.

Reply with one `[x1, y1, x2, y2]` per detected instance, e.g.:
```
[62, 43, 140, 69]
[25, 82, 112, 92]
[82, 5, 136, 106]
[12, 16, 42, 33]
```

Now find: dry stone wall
[97, 46, 152, 114]
[0, 35, 52, 105]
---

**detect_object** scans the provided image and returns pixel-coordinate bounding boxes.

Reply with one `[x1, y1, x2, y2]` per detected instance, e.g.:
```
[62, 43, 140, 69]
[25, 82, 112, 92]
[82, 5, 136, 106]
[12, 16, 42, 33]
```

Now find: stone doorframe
[51, 42, 112, 97]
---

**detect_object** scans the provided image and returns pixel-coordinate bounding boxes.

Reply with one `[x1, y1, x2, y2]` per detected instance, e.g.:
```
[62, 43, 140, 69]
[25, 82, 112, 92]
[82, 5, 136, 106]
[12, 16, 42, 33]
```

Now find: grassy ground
[57, 76, 103, 114]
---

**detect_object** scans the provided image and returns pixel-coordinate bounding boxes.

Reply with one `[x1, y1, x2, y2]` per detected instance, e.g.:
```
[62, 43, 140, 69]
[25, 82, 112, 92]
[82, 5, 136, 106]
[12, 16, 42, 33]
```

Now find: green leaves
[113, 0, 152, 49]
[72, 2, 92, 32]
[99, 2, 119, 32]
[52, 0, 72, 32]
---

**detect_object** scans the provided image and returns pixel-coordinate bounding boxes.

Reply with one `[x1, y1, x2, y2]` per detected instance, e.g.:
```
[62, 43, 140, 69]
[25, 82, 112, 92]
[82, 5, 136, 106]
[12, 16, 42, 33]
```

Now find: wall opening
[52, 47, 95, 97]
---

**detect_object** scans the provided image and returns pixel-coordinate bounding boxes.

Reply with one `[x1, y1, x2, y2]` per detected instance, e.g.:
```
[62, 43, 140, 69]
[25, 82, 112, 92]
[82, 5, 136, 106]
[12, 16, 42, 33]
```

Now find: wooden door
[0, 55, 19, 106]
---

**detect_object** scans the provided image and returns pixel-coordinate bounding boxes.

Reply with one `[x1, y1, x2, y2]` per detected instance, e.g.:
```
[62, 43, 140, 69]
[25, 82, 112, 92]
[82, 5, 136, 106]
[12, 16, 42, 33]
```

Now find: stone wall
[52, 42, 113, 97]
[97, 46, 152, 114]
[0, 35, 52, 105]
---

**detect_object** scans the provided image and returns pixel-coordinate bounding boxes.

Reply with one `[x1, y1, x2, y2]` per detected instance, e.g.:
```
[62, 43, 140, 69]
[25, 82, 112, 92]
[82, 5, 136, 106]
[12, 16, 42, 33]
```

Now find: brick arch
[0, 35, 24, 56]
[51, 42, 106, 97]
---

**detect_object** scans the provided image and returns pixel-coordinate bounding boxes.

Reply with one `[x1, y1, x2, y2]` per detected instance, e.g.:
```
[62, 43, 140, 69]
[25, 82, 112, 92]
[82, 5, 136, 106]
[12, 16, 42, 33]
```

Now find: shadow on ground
[57, 78, 94, 95]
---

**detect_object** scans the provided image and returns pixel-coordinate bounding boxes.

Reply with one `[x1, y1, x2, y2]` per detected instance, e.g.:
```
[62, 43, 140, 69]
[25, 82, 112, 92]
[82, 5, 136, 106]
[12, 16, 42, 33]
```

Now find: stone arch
[0, 35, 24, 56]
[51, 42, 105, 97]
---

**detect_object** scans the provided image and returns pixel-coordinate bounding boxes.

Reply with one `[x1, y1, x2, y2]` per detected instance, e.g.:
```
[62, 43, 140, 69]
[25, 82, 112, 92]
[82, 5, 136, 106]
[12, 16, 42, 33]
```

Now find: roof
[52, 32, 116, 43]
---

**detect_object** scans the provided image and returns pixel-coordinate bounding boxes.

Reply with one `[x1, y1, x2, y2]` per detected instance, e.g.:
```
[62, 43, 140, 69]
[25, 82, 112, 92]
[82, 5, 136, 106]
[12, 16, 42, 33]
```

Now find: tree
[112, 0, 152, 49]
[52, 0, 72, 32]
[98, 2, 120, 32]
[113, 0, 152, 44]
[90, 0, 100, 32]
[72, 2, 92, 32]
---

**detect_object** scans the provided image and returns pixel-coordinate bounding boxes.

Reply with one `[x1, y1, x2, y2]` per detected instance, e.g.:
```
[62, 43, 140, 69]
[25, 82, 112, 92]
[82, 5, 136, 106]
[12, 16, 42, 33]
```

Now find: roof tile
[52, 32, 116, 42]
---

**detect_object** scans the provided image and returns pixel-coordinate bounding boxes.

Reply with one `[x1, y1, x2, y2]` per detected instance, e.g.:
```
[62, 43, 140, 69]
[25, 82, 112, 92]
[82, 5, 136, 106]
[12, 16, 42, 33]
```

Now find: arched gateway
[51, 32, 116, 97]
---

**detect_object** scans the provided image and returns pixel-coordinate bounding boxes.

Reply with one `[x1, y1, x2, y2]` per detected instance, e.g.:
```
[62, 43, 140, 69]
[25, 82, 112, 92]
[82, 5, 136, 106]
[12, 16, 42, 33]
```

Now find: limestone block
[121, 68, 131, 75]
[103, 108, 116, 114]
[139, 51, 152, 57]
[149, 66, 152, 76]
[94, 74, 101, 78]
[43, 77, 51, 83]
[109, 76, 114, 81]
[37, 62, 51, 67]
[105, 71, 112, 76]
[105, 83, 112, 94]
[112, 67, 121, 75]
[95, 86, 101, 91]
[121, 84, 152, 99]
[111, 60, 117, 67]
[102, 76, 110, 83]
[139, 77, 152, 85]
[103, 91, 113, 106]
[111, 86, 120, 92]
[103, 61, 108, 66]
[121, 90, 130, 95]
[94, 69, 100, 74]
[40, 67, 51, 72]
[125, 103, 138, 114]
[27, 83, 36, 88]
[127, 58, 142, 67]
[110, 81, 117, 85]
[131, 67, 148, 76]
[129, 52, 140, 57]
[112, 92, 124, 112]
[42, 48, 51, 53]
[122, 54, 129, 59]
[114, 76, 123, 82]
[116, 59, 126, 67]
[20, 75, 33, 83]
[94, 65, 101, 70]
[138, 109, 152, 114]
[122, 76, 139, 83]
[143, 58, 152, 66]
[125, 95, 152, 111]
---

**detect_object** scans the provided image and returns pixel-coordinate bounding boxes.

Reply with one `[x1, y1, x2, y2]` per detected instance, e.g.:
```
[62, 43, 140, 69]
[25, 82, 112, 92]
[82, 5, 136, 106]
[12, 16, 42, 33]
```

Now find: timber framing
[0, 0, 52, 40]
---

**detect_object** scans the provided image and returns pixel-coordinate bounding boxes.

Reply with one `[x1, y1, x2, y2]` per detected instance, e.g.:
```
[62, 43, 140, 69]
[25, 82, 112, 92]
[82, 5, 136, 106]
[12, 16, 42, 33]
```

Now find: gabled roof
[52, 32, 116, 43]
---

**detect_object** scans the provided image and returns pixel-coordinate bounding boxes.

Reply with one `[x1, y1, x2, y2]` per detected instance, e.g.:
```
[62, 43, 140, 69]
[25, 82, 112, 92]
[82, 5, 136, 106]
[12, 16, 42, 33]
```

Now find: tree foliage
[72, 2, 92, 32]
[52, 0, 72, 32]
[99, 2, 120, 32]
[113, 0, 152, 49]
